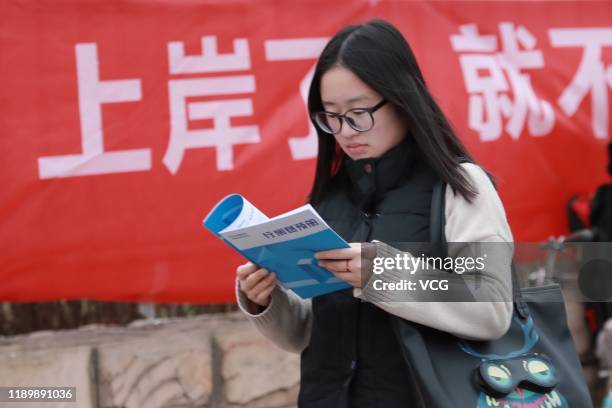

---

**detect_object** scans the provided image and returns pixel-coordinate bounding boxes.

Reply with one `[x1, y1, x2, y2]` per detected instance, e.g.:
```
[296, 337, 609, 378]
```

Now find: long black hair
[307, 19, 493, 207]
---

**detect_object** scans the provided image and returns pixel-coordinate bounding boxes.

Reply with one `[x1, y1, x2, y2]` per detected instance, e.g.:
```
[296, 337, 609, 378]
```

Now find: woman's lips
[347, 143, 368, 154]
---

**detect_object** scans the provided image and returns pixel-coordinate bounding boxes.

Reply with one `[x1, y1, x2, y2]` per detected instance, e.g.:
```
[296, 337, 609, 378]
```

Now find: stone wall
[0, 313, 299, 408]
[0, 304, 608, 408]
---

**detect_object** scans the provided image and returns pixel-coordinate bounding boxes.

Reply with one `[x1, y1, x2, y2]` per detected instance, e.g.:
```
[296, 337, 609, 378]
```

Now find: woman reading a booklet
[235, 19, 513, 407]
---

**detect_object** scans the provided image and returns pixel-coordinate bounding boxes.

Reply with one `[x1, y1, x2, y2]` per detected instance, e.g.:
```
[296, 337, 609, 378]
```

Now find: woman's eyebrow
[322, 95, 371, 107]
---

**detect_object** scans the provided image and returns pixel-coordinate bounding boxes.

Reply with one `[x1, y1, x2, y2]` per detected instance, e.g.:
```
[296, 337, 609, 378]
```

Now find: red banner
[1, 1, 610, 302]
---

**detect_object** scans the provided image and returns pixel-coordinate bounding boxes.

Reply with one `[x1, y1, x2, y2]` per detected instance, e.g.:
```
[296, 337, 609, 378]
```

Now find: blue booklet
[203, 194, 351, 298]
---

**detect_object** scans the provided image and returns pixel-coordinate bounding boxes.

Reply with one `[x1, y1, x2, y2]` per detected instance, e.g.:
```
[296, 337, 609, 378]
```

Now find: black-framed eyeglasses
[312, 99, 387, 134]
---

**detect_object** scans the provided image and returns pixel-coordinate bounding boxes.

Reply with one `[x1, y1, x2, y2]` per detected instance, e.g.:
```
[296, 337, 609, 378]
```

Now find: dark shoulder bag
[388, 179, 594, 408]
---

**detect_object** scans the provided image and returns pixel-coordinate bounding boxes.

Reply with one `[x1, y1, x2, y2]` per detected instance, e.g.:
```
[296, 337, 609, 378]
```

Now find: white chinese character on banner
[164, 36, 259, 173]
[549, 28, 612, 139]
[450, 23, 554, 141]
[264, 38, 328, 160]
[37, 43, 151, 179]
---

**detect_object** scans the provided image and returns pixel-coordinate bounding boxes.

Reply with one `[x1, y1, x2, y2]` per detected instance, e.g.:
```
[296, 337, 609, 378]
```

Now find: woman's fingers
[252, 275, 277, 304]
[315, 242, 362, 260]
[317, 257, 363, 288]
[319, 259, 346, 272]
[245, 270, 275, 306]
[319, 258, 361, 273]
[237, 263, 265, 289]
[236, 264, 277, 306]
[236, 261, 257, 280]
[242, 267, 270, 290]
[250, 271, 276, 294]
[315, 248, 351, 260]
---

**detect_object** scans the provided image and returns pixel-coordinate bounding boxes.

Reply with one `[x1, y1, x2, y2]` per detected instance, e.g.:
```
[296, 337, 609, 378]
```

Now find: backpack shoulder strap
[429, 171, 527, 318]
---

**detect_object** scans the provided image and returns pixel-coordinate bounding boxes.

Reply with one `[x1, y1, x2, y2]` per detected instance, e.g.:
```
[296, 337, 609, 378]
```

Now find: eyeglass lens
[315, 109, 374, 134]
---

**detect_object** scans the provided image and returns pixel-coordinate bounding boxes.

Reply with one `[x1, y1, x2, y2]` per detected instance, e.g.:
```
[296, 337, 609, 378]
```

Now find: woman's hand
[236, 261, 277, 312]
[315, 242, 376, 289]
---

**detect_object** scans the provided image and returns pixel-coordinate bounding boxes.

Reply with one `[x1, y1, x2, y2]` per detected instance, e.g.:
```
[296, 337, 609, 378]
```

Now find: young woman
[235, 19, 513, 407]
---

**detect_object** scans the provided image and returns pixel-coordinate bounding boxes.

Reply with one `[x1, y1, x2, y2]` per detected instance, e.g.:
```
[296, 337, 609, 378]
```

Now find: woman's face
[319, 66, 409, 160]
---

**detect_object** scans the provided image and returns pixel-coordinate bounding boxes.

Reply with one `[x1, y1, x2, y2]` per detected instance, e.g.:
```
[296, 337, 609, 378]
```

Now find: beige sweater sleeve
[353, 163, 514, 340]
[235, 162, 514, 351]
[235, 277, 312, 354]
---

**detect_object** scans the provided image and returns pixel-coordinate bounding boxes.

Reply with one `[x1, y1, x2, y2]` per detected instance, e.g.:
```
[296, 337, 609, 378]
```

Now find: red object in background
[569, 193, 594, 229]
[1, 1, 610, 303]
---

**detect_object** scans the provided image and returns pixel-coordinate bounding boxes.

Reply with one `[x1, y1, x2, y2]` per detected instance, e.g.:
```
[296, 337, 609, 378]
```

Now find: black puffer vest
[298, 137, 439, 407]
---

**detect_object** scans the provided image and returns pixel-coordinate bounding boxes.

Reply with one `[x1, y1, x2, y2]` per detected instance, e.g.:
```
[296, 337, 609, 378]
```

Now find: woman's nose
[338, 120, 360, 139]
